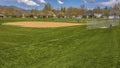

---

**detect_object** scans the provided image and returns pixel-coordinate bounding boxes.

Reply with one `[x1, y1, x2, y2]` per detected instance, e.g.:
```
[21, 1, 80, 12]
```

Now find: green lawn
[0, 18, 86, 24]
[0, 18, 120, 68]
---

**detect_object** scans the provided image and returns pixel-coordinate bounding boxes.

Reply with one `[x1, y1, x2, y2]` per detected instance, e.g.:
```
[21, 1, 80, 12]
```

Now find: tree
[61, 7, 66, 13]
[42, 3, 53, 17]
[118, 3, 120, 9]
[110, 4, 120, 17]
[65, 7, 80, 17]
[43, 3, 52, 12]
[31, 7, 39, 16]
[60, 7, 66, 17]
[79, 4, 86, 16]
[103, 6, 109, 17]
[93, 6, 102, 13]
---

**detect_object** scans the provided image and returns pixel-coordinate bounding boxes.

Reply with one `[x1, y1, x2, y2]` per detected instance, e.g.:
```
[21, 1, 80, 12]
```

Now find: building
[0, 14, 6, 18]
[94, 13, 102, 18]
[108, 10, 120, 19]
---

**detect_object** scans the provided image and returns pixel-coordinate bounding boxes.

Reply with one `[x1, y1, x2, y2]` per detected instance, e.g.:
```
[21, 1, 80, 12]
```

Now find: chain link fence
[86, 19, 120, 29]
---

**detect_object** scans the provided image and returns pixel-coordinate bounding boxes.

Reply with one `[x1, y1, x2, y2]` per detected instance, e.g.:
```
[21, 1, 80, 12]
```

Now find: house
[108, 16, 114, 19]
[76, 15, 82, 19]
[0, 14, 6, 18]
[86, 10, 94, 18]
[108, 15, 120, 19]
[108, 10, 120, 19]
[94, 13, 102, 18]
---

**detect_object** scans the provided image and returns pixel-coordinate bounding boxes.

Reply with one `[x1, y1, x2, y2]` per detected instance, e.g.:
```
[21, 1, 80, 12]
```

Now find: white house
[108, 10, 120, 19]
[108, 15, 120, 19]
[94, 13, 102, 18]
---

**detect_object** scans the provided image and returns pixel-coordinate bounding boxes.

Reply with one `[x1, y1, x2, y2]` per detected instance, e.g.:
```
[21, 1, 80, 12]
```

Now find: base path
[3, 22, 84, 28]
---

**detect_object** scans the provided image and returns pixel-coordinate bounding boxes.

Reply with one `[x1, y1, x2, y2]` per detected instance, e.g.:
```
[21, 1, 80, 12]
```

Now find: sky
[0, 0, 120, 10]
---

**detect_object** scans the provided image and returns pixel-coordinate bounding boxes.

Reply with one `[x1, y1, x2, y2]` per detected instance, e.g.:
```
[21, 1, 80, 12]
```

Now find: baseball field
[0, 18, 120, 68]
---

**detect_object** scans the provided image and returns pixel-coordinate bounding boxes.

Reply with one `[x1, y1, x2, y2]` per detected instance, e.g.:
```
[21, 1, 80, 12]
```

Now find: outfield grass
[0, 18, 86, 24]
[0, 18, 120, 68]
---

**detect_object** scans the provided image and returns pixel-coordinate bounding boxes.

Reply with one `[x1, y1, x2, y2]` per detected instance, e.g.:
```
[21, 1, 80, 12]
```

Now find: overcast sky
[0, 0, 120, 10]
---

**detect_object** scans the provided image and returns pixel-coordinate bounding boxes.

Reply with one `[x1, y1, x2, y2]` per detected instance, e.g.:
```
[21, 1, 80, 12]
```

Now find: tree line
[0, 3, 120, 18]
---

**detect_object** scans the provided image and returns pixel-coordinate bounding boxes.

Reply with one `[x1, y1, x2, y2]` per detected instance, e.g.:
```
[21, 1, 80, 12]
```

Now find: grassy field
[0, 18, 120, 68]
[0, 18, 86, 24]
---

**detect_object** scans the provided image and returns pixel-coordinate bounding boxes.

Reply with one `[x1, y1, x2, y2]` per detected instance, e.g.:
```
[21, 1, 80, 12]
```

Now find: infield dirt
[3, 22, 83, 28]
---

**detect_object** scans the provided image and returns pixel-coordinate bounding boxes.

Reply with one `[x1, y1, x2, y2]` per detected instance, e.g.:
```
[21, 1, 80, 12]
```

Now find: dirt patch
[3, 22, 83, 28]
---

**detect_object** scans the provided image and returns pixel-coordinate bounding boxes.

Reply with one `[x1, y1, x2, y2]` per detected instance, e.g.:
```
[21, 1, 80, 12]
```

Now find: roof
[0, 14, 5, 16]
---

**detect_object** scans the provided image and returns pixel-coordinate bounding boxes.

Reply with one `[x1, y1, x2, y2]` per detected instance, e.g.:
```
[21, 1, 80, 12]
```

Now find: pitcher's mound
[3, 22, 82, 28]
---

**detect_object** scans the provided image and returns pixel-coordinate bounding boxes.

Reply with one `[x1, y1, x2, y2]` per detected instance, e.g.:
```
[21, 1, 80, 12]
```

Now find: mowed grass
[0, 18, 120, 68]
[0, 18, 86, 24]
